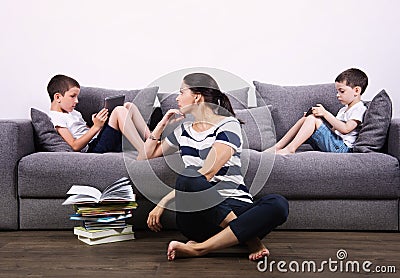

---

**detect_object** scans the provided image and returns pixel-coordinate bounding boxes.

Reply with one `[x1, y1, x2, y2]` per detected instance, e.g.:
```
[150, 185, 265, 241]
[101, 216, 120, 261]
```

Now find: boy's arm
[56, 126, 101, 151]
[313, 104, 359, 135]
[56, 109, 108, 151]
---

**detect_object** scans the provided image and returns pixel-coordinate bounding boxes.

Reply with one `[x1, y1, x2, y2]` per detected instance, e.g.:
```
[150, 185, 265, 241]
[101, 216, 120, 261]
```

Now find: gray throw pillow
[30, 108, 73, 152]
[76, 86, 159, 126]
[353, 90, 392, 153]
[253, 81, 342, 141]
[158, 87, 250, 115]
[235, 106, 276, 151]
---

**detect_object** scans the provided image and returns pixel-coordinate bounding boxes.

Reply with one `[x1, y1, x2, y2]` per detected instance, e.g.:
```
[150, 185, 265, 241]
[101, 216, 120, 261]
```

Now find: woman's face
[176, 81, 197, 114]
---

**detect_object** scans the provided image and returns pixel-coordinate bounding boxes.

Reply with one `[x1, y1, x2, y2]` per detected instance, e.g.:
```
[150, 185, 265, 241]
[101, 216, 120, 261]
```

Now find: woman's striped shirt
[165, 116, 253, 203]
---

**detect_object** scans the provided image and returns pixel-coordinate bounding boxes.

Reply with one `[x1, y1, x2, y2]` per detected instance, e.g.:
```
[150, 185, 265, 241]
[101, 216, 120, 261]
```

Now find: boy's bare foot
[276, 147, 294, 155]
[246, 238, 270, 261]
[264, 145, 278, 153]
[167, 240, 201, 261]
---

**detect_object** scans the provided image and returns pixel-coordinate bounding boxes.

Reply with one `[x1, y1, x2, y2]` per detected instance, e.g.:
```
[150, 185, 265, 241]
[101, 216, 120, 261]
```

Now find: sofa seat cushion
[18, 152, 129, 198]
[19, 150, 399, 201]
[18, 152, 180, 200]
[242, 150, 400, 199]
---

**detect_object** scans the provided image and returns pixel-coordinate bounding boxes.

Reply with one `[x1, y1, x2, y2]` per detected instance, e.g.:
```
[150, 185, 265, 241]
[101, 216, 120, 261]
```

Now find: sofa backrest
[253, 81, 342, 140]
[76, 86, 159, 127]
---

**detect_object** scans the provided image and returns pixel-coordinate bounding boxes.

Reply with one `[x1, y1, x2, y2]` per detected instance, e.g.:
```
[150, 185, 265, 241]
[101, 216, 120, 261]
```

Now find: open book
[62, 177, 135, 205]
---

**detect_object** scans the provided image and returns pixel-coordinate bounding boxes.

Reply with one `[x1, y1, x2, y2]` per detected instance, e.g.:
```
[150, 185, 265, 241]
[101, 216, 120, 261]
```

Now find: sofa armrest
[0, 119, 35, 230]
[387, 118, 400, 161]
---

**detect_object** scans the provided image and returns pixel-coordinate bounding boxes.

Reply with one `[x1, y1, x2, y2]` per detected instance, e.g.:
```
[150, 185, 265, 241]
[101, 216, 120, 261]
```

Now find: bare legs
[167, 211, 269, 261]
[271, 115, 323, 155]
[107, 102, 150, 157]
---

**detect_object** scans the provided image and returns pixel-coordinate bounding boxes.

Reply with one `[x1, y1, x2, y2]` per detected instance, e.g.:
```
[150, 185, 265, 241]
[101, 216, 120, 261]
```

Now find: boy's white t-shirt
[334, 101, 367, 148]
[48, 110, 91, 139]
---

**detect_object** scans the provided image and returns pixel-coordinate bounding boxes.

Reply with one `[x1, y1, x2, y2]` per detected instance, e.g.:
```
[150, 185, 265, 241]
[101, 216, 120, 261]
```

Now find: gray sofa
[1, 82, 399, 231]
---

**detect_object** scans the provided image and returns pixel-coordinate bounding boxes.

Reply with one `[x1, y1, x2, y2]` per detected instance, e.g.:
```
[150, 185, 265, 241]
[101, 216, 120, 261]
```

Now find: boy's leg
[267, 116, 306, 152]
[277, 115, 323, 154]
[108, 106, 145, 155]
[124, 102, 151, 139]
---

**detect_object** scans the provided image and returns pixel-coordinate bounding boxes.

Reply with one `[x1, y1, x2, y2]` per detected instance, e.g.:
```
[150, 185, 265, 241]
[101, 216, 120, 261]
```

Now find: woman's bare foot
[246, 238, 270, 261]
[167, 240, 202, 261]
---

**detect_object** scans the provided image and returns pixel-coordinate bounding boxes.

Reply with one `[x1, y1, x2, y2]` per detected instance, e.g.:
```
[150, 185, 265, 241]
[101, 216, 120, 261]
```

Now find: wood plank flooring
[0, 230, 399, 277]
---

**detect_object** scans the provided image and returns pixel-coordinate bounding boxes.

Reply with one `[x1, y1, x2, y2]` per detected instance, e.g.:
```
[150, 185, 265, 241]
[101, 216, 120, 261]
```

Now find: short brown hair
[47, 74, 80, 101]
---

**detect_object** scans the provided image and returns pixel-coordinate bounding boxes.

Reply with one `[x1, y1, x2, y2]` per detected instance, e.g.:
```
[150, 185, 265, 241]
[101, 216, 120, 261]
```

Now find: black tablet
[104, 95, 125, 114]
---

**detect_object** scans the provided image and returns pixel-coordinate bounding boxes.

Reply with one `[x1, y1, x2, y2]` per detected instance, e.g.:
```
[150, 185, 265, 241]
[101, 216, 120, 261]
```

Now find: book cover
[74, 225, 133, 239]
[77, 233, 135, 245]
[62, 177, 135, 205]
[70, 213, 133, 222]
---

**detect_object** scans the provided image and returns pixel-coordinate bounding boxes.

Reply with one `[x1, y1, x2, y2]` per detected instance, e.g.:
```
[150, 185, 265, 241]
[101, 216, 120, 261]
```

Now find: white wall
[1, 0, 399, 119]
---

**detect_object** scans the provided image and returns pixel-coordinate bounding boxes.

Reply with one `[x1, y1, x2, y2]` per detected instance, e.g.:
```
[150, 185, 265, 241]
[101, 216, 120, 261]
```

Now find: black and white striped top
[166, 117, 253, 203]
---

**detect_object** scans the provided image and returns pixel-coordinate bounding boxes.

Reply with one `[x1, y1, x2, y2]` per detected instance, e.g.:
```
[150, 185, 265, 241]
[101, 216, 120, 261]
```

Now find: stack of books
[62, 177, 137, 245]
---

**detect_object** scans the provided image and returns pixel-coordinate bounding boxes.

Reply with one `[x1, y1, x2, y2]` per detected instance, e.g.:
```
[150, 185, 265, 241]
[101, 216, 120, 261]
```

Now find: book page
[100, 178, 135, 202]
[66, 185, 102, 200]
[62, 194, 99, 205]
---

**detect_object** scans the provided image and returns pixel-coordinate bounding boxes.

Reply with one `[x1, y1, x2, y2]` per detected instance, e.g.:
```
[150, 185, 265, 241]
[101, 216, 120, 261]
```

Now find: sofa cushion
[18, 152, 179, 199]
[76, 86, 159, 127]
[353, 90, 392, 153]
[158, 87, 250, 115]
[226, 87, 249, 109]
[253, 82, 342, 140]
[235, 106, 275, 151]
[241, 150, 400, 200]
[30, 108, 73, 152]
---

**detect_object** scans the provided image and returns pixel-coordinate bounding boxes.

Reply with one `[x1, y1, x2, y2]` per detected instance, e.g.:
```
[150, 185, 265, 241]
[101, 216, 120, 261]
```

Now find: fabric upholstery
[76, 86, 159, 126]
[30, 108, 73, 152]
[253, 81, 342, 140]
[0, 120, 35, 229]
[235, 106, 275, 151]
[387, 118, 400, 160]
[353, 90, 393, 153]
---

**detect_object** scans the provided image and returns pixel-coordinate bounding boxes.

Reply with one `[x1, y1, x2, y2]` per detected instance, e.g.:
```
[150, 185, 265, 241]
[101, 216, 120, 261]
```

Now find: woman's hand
[147, 205, 165, 232]
[160, 109, 185, 127]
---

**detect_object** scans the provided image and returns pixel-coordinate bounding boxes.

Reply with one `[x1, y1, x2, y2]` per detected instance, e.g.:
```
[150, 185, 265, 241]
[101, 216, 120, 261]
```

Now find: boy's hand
[312, 104, 327, 117]
[92, 108, 108, 128]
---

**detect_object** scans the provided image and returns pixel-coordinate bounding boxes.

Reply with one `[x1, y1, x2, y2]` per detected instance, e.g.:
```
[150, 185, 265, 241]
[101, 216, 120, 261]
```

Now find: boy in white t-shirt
[47, 74, 150, 155]
[272, 68, 368, 154]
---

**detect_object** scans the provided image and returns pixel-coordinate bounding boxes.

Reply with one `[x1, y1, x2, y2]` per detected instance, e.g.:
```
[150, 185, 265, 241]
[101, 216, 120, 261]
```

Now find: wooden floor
[0, 230, 399, 277]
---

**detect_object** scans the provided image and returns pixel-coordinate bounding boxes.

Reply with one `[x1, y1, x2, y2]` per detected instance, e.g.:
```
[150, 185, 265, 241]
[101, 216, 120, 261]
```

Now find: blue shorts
[88, 124, 122, 153]
[310, 123, 351, 153]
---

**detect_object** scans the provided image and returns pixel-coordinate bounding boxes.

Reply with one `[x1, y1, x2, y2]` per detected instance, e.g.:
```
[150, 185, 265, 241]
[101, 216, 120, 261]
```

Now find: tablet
[104, 95, 125, 114]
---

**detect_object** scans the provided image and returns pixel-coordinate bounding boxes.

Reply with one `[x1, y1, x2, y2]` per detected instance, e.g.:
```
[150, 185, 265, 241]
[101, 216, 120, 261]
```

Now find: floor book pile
[62, 177, 137, 245]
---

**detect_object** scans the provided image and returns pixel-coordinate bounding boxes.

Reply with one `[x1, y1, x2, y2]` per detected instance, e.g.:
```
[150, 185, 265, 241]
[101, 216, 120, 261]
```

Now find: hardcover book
[77, 233, 135, 245]
[74, 225, 133, 239]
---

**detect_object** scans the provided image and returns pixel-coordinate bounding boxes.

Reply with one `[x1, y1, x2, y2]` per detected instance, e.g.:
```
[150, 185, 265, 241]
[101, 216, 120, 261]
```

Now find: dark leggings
[175, 169, 289, 243]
